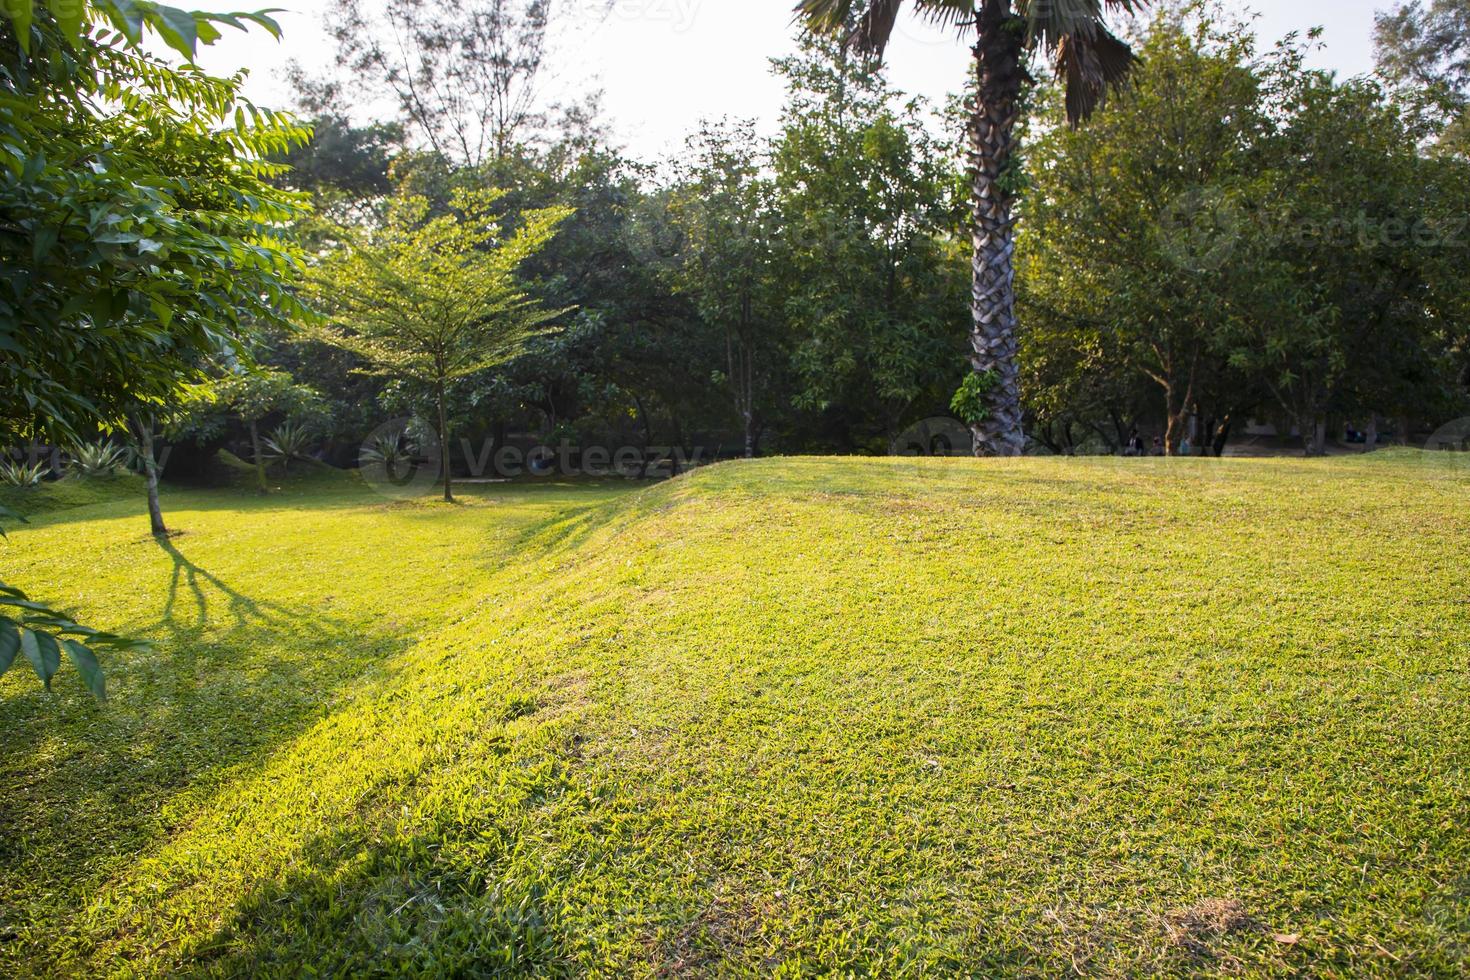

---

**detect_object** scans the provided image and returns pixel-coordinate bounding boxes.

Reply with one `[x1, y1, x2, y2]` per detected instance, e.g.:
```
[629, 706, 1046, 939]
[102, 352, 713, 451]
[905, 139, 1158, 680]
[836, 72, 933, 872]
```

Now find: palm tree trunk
[130, 413, 168, 537]
[966, 2, 1027, 458]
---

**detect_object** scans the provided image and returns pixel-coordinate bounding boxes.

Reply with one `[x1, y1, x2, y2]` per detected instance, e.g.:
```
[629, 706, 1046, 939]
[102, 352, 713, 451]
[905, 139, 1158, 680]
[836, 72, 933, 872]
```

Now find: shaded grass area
[3, 453, 1469, 976]
[0, 473, 144, 519]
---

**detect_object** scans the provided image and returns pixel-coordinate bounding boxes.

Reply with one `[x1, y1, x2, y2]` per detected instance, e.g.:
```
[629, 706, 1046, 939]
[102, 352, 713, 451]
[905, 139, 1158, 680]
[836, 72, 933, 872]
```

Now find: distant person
[1125, 429, 1143, 457]
[1151, 436, 1164, 456]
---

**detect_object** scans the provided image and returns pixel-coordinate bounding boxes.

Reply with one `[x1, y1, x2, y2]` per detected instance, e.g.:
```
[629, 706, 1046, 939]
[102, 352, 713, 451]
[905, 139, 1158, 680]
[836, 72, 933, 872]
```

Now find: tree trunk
[248, 419, 268, 494]
[743, 411, 756, 460]
[1164, 411, 1189, 457]
[1364, 414, 1379, 451]
[130, 413, 168, 537]
[1304, 417, 1328, 457]
[437, 383, 454, 503]
[1211, 417, 1233, 457]
[966, 3, 1027, 458]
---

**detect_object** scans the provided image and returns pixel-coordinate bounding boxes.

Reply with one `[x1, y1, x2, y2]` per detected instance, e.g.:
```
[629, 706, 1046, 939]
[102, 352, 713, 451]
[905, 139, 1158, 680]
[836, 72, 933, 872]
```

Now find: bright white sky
[190, 0, 1385, 159]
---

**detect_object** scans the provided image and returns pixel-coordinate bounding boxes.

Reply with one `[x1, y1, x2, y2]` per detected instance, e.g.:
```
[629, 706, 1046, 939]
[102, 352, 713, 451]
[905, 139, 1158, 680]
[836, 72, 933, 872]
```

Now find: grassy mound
[2, 455, 1468, 975]
[0, 472, 144, 520]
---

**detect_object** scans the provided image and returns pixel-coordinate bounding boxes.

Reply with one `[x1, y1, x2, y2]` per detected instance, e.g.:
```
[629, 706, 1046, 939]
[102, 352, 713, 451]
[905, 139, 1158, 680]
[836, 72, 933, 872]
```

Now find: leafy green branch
[951, 369, 1000, 426]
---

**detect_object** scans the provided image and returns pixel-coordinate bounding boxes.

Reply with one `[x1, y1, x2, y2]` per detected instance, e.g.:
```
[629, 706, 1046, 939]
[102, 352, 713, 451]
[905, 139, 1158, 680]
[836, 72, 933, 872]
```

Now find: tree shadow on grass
[177, 826, 575, 977]
[0, 539, 423, 961]
[155, 535, 296, 635]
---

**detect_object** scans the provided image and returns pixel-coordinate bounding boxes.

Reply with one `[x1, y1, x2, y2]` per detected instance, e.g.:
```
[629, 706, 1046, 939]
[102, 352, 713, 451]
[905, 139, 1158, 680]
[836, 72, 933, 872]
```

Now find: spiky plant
[797, 0, 1145, 456]
[69, 442, 127, 478]
[0, 459, 49, 488]
[360, 432, 417, 481]
[262, 422, 315, 476]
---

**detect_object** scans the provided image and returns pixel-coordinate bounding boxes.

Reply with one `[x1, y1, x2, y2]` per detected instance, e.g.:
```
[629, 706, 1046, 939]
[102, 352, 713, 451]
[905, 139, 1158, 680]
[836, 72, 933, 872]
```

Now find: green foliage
[67, 442, 127, 478]
[770, 38, 967, 440]
[310, 189, 572, 386]
[309, 186, 570, 496]
[171, 368, 330, 447]
[0, 0, 311, 445]
[665, 121, 781, 454]
[359, 431, 416, 474]
[950, 369, 999, 425]
[261, 421, 315, 474]
[1375, 0, 1470, 152]
[797, 0, 1141, 123]
[1020, 7, 1470, 452]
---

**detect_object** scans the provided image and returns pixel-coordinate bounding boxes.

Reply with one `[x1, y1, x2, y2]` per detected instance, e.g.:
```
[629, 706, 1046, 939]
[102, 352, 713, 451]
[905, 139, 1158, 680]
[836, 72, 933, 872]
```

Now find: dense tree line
[8, 0, 1470, 484]
[186, 1, 1461, 473]
[1021, 5, 1470, 455]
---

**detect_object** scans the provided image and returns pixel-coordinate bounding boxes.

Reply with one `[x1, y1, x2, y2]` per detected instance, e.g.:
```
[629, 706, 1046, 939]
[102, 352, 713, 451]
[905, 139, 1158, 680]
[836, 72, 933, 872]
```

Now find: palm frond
[1054, 24, 1138, 122]
[796, 0, 1144, 121]
[1018, 0, 1145, 50]
[796, 0, 974, 60]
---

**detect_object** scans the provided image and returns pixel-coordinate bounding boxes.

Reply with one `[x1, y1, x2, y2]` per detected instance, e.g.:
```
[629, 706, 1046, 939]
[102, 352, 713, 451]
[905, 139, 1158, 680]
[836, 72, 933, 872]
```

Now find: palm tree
[798, 0, 1144, 456]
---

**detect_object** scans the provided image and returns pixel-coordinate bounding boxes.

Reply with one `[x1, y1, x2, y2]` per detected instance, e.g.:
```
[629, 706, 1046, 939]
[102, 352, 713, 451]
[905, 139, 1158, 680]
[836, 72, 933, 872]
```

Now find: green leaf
[0, 618, 19, 675]
[98, 0, 145, 45]
[0, 595, 56, 613]
[3, 0, 34, 54]
[62, 639, 107, 700]
[20, 628, 61, 688]
[150, 4, 199, 60]
[46, 0, 82, 40]
[32, 224, 59, 264]
[238, 10, 284, 40]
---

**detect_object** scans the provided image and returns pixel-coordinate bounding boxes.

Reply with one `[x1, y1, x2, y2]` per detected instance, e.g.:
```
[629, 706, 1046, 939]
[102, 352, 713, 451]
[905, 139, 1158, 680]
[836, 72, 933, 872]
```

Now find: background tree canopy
[6, 0, 1470, 478]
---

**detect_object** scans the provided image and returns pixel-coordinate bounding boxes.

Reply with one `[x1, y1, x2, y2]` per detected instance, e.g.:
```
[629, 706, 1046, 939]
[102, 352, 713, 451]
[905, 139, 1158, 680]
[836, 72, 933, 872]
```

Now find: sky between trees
[187, 0, 1381, 160]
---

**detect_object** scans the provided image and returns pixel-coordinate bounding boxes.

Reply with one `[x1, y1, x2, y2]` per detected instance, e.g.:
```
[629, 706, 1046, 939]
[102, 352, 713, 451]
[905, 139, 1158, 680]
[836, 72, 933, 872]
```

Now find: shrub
[69, 443, 127, 478]
[263, 422, 316, 475]
[0, 459, 49, 488]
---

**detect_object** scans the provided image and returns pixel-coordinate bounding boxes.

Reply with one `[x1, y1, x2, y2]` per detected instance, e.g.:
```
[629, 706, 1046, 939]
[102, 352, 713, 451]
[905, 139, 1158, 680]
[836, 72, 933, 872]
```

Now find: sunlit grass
[2, 452, 1468, 976]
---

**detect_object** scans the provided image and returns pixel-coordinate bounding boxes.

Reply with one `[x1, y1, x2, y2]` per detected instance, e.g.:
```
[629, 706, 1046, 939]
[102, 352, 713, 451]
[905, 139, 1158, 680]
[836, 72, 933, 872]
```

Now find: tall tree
[309, 189, 571, 502]
[797, 0, 1144, 456]
[1021, 9, 1269, 455]
[770, 38, 969, 450]
[322, 0, 553, 166]
[668, 122, 782, 458]
[1021, 8, 1470, 457]
[1, 1, 310, 450]
[1376, 0, 1470, 153]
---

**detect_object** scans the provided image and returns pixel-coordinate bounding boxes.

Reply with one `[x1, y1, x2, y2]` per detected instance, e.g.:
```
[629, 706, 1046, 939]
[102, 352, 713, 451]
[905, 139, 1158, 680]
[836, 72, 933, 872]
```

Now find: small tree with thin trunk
[127, 412, 170, 537]
[310, 189, 571, 502]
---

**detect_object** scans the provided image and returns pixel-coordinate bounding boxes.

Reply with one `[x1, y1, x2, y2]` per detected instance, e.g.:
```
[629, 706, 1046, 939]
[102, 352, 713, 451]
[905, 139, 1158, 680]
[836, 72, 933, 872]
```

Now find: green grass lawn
[2, 453, 1468, 976]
